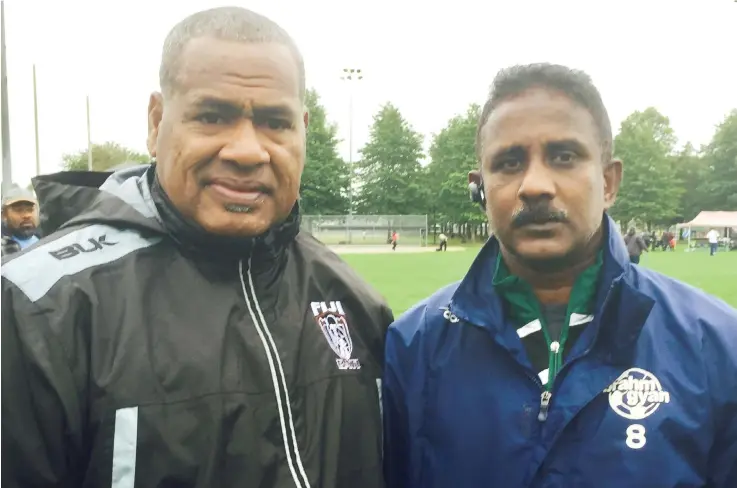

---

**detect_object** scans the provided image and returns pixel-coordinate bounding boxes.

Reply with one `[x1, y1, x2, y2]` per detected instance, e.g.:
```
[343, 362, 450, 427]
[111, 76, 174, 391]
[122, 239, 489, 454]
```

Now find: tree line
[62, 89, 737, 239]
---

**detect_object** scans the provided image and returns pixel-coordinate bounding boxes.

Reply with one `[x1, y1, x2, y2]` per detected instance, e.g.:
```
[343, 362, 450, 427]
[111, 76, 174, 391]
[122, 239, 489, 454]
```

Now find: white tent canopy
[676, 211, 737, 229]
[676, 211, 736, 251]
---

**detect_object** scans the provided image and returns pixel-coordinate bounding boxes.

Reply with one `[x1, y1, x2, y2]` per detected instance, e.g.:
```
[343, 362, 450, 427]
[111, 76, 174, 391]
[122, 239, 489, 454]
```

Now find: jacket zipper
[238, 258, 311, 488]
[535, 282, 618, 422]
[446, 280, 618, 424]
[443, 307, 552, 419]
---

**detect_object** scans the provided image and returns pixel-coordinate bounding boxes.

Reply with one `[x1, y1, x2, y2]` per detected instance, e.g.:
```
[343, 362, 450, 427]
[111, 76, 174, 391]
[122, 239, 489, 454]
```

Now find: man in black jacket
[2, 7, 392, 488]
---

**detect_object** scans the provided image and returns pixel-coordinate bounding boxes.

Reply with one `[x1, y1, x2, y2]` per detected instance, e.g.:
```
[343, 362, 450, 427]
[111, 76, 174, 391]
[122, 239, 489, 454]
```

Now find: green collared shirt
[493, 250, 603, 391]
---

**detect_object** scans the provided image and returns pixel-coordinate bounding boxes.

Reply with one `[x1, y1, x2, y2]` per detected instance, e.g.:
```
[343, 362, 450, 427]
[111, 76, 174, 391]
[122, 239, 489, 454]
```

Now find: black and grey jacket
[2, 166, 393, 488]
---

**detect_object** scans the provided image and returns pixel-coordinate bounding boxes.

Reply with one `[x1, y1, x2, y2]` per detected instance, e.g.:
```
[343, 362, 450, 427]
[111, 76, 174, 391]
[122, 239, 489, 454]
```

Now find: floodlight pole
[33, 64, 40, 175]
[86, 95, 93, 171]
[1, 0, 13, 194]
[341, 68, 362, 244]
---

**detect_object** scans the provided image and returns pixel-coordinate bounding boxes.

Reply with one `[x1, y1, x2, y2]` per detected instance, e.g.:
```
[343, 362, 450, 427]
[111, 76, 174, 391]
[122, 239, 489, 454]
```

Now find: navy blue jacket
[383, 217, 737, 487]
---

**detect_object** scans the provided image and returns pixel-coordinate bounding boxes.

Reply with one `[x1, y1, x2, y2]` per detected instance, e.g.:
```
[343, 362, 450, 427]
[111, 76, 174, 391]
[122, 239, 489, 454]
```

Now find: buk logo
[311, 301, 361, 370]
[49, 235, 117, 260]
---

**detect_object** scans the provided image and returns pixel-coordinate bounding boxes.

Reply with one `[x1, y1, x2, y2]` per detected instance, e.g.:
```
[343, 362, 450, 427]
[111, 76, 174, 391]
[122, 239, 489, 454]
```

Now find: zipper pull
[538, 340, 560, 422]
[538, 391, 552, 422]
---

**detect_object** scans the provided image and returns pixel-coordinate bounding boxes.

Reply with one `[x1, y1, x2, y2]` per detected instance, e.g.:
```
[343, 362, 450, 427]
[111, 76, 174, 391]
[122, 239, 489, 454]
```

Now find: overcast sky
[2, 0, 736, 187]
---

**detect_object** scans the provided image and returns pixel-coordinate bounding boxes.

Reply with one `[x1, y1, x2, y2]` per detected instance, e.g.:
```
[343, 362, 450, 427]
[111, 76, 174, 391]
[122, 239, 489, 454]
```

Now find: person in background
[623, 227, 648, 264]
[2, 7, 391, 487]
[436, 232, 448, 251]
[391, 230, 399, 251]
[660, 231, 675, 251]
[707, 228, 720, 256]
[1, 187, 39, 257]
[382, 63, 737, 488]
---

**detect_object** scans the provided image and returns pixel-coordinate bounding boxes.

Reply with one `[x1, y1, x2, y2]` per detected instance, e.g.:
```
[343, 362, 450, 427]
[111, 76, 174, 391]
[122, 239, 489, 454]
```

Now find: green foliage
[613, 108, 736, 225]
[700, 110, 737, 210]
[300, 89, 349, 215]
[426, 104, 484, 226]
[62, 142, 149, 172]
[610, 108, 683, 226]
[672, 143, 709, 221]
[355, 103, 426, 214]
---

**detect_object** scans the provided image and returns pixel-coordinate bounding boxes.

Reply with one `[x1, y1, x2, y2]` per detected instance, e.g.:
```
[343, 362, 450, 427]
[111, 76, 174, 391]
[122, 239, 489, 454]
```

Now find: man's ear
[303, 109, 309, 130]
[147, 92, 164, 158]
[603, 159, 623, 210]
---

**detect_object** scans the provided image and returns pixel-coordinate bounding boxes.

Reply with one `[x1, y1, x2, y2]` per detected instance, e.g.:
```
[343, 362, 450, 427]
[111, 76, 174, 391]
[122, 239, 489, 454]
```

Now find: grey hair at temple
[158, 6, 306, 100]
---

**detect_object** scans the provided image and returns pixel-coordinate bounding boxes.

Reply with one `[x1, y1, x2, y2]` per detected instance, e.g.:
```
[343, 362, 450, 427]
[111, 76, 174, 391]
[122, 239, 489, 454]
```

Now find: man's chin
[506, 240, 576, 271]
[16, 228, 37, 239]
[196, 210, 274, 238]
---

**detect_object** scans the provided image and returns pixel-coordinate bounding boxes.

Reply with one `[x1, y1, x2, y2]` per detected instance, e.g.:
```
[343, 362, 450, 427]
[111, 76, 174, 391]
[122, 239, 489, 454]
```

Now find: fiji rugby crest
[311, 301, 361, 370]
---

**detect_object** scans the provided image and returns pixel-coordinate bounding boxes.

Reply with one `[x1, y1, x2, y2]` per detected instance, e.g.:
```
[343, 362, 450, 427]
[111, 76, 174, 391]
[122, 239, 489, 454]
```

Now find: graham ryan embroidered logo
[603, 367, 671, 420]
[310, 301, 361, 370]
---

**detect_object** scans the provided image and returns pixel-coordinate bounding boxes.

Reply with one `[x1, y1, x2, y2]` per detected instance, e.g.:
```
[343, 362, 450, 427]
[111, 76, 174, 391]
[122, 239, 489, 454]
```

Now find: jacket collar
[32, 164, 301, 268]
[146, 167, 300, 265]
[449, 215, 654, 364]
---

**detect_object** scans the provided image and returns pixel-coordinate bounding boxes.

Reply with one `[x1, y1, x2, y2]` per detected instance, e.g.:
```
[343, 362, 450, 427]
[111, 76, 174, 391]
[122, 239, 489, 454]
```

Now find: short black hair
[476, 63, 613, 162]
[159, 7, 305, 100]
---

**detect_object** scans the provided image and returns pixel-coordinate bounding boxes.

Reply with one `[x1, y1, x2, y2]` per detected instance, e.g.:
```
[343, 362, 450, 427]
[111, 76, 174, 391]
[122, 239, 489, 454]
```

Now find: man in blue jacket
[383, 63, 737, 488]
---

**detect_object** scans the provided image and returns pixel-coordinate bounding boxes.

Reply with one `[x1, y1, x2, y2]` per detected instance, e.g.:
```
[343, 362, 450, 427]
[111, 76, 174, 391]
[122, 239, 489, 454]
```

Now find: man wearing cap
[1, 187, 39, 257]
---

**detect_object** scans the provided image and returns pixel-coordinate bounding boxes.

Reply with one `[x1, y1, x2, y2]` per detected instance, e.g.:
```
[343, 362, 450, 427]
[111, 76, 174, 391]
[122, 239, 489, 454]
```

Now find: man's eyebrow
[546, 139, 589, 154]
[252, 104, 298, 119]
[190, 97, 297, 119]
[490, 145, 527, 161]
[191, 97, 243, 116]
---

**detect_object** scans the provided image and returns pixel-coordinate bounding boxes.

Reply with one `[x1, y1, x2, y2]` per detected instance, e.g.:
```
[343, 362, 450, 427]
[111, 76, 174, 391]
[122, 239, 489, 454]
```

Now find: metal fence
[301, 214, 429, 246]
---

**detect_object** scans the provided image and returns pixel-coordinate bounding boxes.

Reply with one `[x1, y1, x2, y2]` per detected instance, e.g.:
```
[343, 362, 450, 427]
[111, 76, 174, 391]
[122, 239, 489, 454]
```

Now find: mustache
[512, 204, 568, 228]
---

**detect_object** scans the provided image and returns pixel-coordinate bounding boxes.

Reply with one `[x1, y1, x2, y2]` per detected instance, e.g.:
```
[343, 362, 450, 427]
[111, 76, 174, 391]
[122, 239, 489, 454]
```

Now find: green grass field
[342, 249, 737, 316]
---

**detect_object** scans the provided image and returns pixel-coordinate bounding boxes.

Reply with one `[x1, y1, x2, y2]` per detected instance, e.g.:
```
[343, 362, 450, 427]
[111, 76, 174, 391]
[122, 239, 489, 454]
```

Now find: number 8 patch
[625, 424, 647, 450]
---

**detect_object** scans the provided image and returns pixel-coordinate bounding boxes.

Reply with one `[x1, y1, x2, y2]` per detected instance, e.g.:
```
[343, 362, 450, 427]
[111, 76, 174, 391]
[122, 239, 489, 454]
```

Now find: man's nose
[517, 158, 556, 203]
[219, 120, 270, 167]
